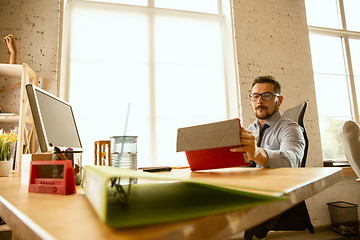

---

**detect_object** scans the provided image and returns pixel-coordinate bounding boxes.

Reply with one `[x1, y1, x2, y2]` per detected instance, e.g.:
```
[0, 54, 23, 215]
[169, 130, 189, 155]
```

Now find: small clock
[28, 160, 76, 195]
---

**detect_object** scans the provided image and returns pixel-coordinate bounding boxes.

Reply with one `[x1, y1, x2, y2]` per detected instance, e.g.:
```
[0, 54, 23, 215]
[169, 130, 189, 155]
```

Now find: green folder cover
[82, 166, 287, 228]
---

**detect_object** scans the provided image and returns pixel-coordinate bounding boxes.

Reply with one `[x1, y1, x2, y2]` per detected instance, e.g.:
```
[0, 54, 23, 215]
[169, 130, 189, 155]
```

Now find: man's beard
[255, 105, 278, 120]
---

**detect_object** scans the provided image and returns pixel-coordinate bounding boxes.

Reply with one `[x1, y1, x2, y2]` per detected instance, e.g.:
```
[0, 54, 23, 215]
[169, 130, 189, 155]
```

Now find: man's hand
[230, 127, 257, 158]
[230, 127, 269, 166]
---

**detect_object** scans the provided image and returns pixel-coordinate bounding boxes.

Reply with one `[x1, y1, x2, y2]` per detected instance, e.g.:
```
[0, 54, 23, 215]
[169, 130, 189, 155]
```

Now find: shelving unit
[0, 223, 12, 240]
[0, 63, 38, 171]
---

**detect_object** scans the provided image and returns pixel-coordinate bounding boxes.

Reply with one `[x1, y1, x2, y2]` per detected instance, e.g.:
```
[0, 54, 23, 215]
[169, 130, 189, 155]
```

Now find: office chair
[282, 101, 308, 167]
[339, 120, 360, 181]
[271, 101, 314, 233]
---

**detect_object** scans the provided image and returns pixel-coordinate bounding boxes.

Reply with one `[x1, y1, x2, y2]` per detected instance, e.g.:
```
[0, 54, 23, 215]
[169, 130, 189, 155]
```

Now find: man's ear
[277, 96, 284, 106]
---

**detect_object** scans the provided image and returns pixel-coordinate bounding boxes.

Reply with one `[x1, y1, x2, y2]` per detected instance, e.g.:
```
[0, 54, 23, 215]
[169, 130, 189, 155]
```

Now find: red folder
[185, 146, 248, 171]
[177, 119, 249, 171]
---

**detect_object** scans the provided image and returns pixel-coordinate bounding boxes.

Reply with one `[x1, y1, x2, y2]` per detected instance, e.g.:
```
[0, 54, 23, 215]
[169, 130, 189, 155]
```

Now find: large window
[305, 0, 360, 160]
[62, 0, 236, 167]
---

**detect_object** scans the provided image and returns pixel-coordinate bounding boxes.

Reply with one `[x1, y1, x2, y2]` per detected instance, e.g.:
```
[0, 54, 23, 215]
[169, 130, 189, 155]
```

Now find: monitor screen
[26, 84, 82, 153]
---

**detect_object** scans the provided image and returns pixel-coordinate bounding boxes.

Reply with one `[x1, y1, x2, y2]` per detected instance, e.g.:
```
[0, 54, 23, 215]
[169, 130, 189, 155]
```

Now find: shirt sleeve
[263, 122, 305, 168]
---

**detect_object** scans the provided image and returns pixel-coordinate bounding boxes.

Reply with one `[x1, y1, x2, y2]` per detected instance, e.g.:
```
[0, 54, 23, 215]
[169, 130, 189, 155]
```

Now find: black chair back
[272, 101, 314, 234]
[283, 101, 308, 167]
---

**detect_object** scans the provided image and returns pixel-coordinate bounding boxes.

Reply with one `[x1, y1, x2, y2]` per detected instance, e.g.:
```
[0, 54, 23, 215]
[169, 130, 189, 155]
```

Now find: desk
[0, 167, 342, 240]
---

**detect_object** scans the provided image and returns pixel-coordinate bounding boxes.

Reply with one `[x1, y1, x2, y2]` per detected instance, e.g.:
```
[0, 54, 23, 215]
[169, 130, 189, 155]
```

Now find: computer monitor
[26, 84, 83, 153]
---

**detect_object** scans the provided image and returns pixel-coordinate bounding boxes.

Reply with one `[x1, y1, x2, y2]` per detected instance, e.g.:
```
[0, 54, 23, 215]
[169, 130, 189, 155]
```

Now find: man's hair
[251, 75, 281, 94]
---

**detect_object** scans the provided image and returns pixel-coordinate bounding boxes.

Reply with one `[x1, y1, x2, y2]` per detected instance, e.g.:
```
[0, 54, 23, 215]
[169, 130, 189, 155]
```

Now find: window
[62, 0, 236, 167]
[305, 0, 360, 160]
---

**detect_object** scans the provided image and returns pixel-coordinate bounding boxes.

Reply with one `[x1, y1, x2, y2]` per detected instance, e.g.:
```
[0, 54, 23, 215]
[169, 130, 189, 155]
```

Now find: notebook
[176, 119, 249, 171]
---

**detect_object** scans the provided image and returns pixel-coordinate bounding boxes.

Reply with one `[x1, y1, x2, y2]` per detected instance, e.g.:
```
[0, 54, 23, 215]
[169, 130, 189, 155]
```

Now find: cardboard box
[176, 119, 249, 171]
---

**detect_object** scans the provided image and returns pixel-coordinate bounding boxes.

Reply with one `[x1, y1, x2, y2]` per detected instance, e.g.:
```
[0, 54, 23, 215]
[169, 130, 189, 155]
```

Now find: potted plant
[0, 129, 17, 176]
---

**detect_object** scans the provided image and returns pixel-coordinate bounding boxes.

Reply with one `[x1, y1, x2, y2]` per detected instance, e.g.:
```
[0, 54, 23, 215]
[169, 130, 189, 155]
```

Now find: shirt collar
[255, 110, 281, 129]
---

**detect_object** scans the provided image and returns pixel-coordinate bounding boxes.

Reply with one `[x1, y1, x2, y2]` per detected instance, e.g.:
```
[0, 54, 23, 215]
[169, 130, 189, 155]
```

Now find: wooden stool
[94, 140, 111, 166]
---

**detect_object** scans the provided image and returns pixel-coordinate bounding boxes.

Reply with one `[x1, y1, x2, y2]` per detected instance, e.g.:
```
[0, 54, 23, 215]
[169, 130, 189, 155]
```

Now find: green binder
[82, 166, 287, 228]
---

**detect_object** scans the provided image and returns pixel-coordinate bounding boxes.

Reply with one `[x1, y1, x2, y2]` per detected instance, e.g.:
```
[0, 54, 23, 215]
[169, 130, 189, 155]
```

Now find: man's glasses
[249, 92, 280, 101]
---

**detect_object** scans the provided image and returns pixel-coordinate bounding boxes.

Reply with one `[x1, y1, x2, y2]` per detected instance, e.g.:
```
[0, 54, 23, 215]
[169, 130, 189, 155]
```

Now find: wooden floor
[2, 225, 360, 240]
[230, 227, 360, 240]
[266, 229, 359, 240]
[0, 224, 12, 240]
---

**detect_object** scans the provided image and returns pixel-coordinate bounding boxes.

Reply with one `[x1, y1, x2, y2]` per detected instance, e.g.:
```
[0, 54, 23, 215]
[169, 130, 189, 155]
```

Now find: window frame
[307, 0, 360, 160]
[59, 0, 238, 166]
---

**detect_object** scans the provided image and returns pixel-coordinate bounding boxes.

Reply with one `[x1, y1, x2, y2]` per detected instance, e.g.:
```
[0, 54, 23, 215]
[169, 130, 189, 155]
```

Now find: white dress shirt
[248, 111, 305, 168]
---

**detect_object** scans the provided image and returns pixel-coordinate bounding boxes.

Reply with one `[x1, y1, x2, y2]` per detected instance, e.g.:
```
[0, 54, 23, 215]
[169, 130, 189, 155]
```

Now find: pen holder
[52, 151, 83, 185]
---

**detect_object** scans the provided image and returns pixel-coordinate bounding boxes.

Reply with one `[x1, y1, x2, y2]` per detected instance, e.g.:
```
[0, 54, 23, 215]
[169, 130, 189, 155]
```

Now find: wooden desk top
[0, 167, 343, 240]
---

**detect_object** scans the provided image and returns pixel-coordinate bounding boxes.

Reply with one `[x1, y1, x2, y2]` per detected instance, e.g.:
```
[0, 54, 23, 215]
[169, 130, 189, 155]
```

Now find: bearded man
[230, 75, 313, 240]
[230, 75, 305, 168]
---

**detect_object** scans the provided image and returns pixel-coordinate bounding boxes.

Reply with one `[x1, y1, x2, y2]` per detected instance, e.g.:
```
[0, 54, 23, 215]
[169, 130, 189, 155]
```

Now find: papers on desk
[82, 166, 288, 228]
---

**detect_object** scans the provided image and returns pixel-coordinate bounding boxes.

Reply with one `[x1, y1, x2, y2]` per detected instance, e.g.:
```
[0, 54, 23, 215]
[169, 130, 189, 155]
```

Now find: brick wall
[232, 0, 323, 168]
[231, 0, 360, 227]
[0, 0, 61, 95]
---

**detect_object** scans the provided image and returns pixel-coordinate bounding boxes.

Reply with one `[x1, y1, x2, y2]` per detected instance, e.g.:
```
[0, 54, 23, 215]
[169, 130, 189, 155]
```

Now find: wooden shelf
[0, 113, 19, 123]
[0, 64, 23, 78]
[0, 114, 32, 124]
[0, 64, 37, 80]
[0, 63, 38, 171]
[0, 224, 11, 232]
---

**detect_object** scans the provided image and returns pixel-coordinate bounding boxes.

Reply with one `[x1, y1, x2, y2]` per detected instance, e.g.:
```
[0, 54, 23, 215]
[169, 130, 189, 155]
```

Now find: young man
[230, 75, 305, 168]
[230, 75, 312, 240]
